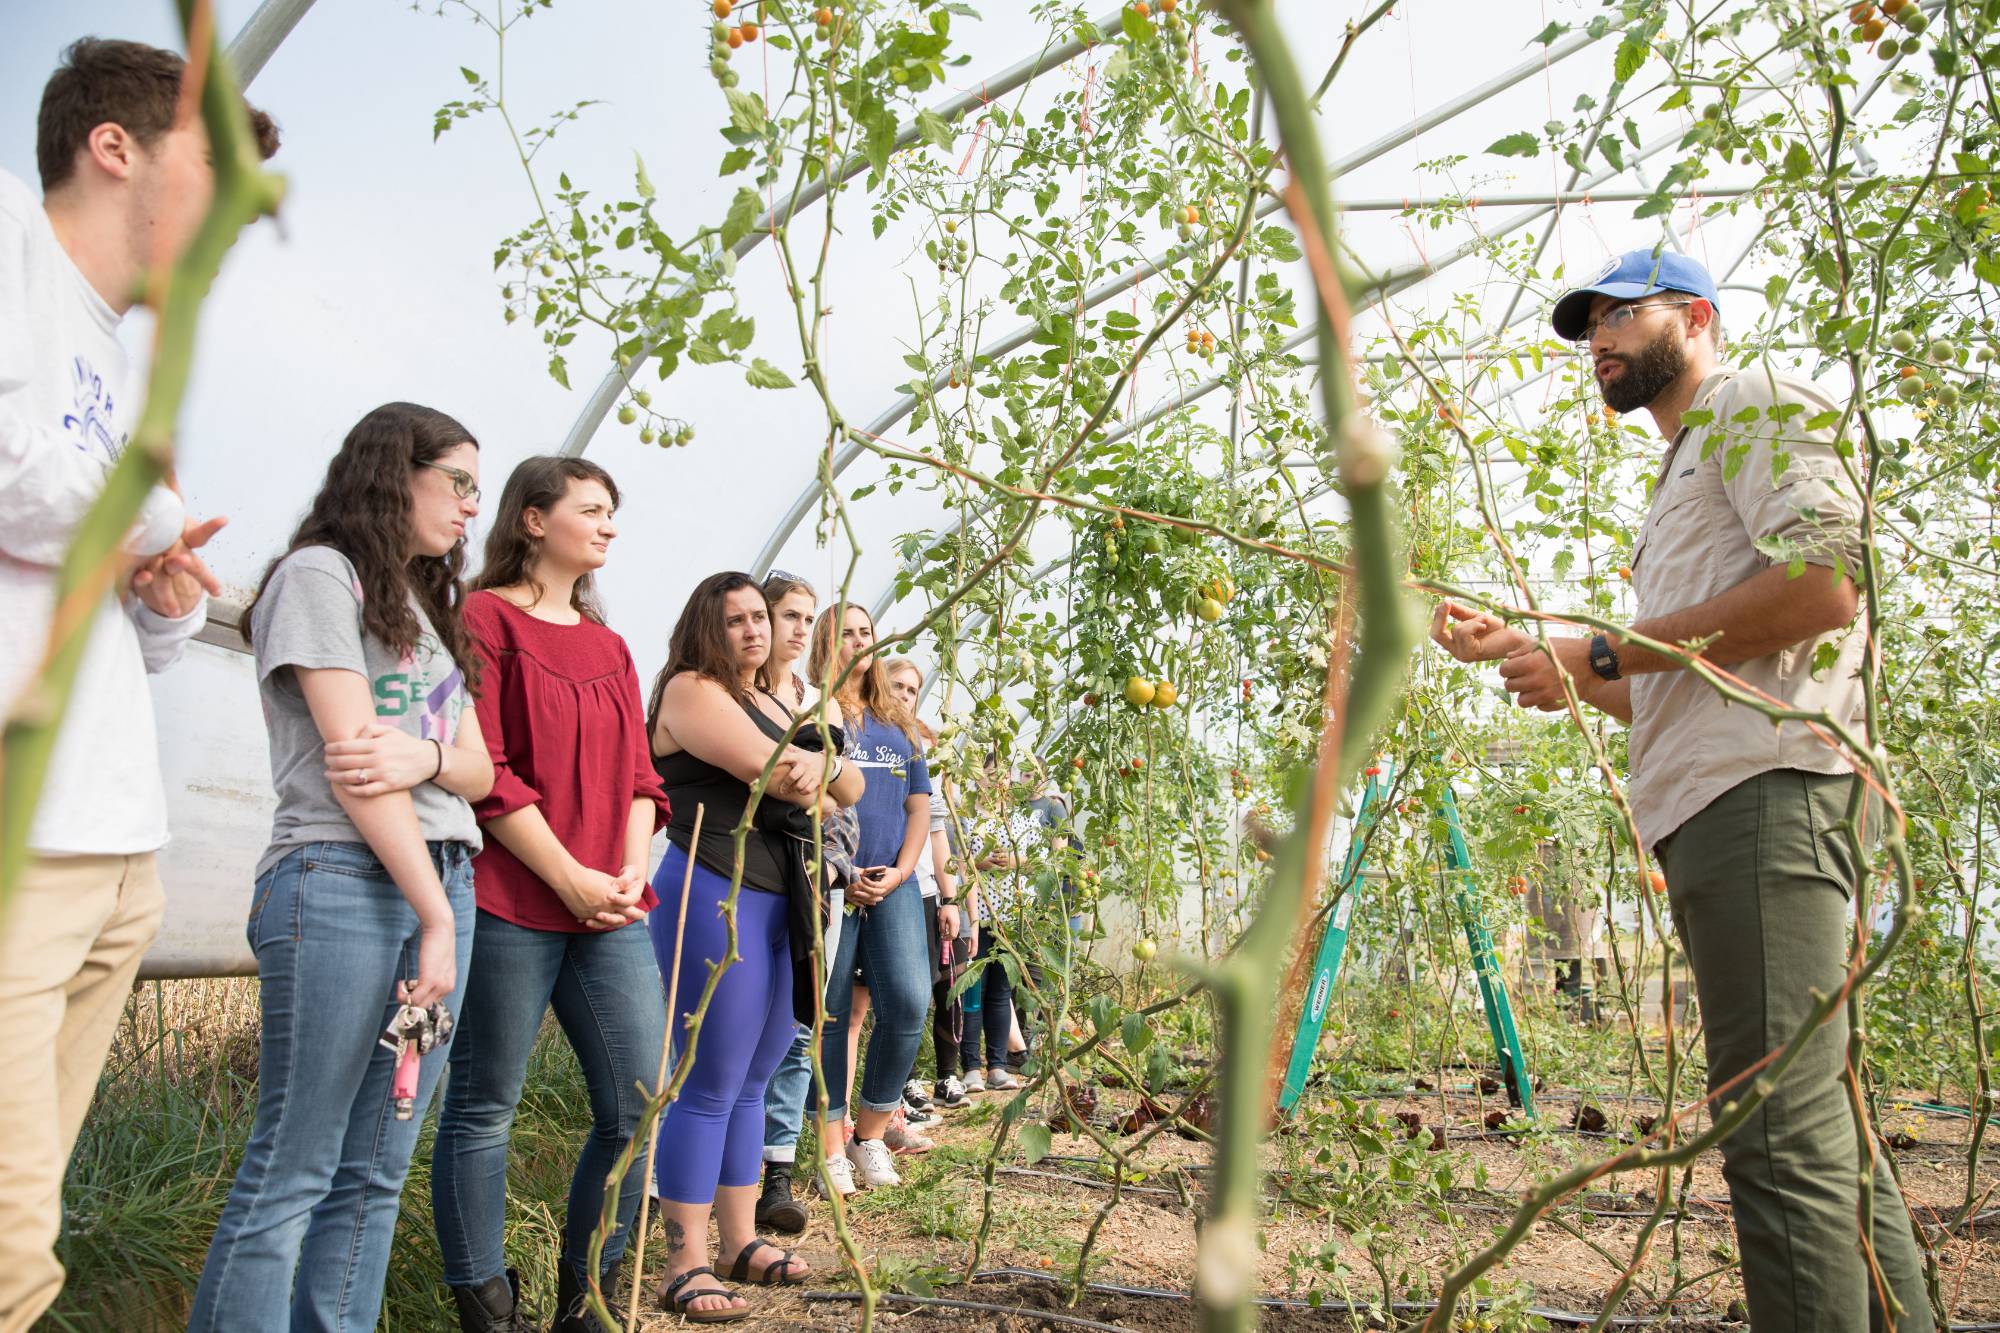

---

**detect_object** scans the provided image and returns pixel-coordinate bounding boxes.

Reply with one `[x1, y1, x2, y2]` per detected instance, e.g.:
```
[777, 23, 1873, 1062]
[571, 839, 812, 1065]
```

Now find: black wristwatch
[1588, 633, 1622, 682]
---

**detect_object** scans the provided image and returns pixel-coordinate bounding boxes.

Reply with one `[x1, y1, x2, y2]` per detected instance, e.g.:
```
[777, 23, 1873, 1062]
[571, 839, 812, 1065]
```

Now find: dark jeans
[1657, 769, 1932, 1333]
[927, 906, 963, 1079]
[960, 931, 1014, 1075]
[431, 911, 665, 1289]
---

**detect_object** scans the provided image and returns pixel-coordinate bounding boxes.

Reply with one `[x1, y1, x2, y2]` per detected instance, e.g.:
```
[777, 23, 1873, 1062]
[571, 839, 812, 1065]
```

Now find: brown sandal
[725, 1237, 807, 1286]
[660, 1266, 749, 1323]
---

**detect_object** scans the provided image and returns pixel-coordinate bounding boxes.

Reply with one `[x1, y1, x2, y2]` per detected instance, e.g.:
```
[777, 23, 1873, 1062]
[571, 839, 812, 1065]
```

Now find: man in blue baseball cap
[1430, 246, 1933, 1332]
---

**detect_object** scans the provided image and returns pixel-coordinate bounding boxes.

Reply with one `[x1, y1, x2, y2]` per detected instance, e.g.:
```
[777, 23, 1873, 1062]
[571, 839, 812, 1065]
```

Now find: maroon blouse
[465, 590, 671, 932]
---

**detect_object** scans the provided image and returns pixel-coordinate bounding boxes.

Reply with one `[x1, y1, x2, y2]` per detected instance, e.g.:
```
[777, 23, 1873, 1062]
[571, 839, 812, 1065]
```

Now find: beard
[1596, 327, 1688, 413]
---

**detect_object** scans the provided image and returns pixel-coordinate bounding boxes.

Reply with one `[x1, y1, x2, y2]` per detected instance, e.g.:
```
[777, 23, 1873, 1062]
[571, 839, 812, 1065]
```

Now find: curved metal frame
[745, 25, 1611, 579]
[557, 7, 1137, 459]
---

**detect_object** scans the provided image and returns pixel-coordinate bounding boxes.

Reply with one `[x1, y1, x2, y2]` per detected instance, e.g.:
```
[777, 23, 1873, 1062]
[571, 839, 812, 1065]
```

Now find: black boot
[755, 1162, 808, 1234]
[552, 1258, 625, 1333]
[448, 1268, 531, 1332]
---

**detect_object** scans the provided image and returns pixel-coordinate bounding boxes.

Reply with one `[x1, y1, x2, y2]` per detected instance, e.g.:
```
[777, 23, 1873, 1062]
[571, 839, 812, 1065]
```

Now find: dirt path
[627, 1088, 2000, 1330]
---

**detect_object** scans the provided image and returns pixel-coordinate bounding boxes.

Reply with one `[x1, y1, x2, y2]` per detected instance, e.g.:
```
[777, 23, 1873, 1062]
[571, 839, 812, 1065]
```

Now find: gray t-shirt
[251, 545, 480, 877]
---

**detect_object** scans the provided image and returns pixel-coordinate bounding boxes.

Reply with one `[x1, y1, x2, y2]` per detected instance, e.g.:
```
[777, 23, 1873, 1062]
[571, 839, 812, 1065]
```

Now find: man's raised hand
[1428, 600, 1532, 663]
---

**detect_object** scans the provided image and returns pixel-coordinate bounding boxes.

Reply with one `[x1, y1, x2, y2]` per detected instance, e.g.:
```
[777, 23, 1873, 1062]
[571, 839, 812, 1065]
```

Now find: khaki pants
[0, 852, 165, 1333]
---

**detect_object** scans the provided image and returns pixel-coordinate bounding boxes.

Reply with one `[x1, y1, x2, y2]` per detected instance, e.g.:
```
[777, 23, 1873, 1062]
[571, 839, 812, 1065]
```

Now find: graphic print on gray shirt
[251, 545, 480, 877]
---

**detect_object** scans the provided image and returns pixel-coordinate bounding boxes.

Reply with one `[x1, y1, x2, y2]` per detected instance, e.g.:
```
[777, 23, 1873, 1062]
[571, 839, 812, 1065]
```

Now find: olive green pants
[1657, 769, 1932, 1332]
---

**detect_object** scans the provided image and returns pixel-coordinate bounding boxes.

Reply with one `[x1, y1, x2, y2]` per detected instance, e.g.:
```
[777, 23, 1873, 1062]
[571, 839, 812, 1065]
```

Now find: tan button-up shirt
[1627, 367, 1868, 849]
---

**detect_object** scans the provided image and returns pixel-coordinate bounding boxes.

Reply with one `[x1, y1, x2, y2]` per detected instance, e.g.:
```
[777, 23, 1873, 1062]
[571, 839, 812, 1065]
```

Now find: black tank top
[653, 690, 792, 894]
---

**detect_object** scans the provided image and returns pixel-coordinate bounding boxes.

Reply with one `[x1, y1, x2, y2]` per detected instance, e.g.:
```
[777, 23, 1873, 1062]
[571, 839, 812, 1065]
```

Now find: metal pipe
[226, 0, 318, 86]
[561, 6, 1136, 460]
[746, 24, 1613, 574]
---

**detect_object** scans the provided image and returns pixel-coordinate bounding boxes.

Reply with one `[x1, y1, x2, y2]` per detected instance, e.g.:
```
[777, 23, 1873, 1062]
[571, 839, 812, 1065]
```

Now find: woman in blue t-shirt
[806, 604, 932, 1190]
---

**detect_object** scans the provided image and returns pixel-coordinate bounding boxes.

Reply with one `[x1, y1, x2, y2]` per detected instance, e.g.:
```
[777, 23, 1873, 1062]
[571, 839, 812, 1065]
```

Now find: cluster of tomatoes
[1183, 325, 1219, 359]
[1885, 329, 1978, 409]
[710, 0, 759, 47]
[1845, 0, 1929, 59]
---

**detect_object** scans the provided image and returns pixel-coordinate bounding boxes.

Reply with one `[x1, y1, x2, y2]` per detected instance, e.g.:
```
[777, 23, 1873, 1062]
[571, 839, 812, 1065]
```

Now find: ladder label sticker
[1333, 895, 1353, 929]
[1309, 970, 1332, 1023]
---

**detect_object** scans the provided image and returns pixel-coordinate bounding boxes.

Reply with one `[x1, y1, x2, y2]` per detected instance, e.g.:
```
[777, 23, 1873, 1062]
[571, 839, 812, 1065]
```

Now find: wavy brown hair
[473, 455, 619, 624]
[245, 402, 481, 691]
[645, 571, 773, 737]
[809, 601, 919, 744]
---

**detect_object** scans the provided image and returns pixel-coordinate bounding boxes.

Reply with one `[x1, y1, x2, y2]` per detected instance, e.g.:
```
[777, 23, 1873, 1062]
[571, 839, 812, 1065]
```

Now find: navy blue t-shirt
[844, 711, 932, 876]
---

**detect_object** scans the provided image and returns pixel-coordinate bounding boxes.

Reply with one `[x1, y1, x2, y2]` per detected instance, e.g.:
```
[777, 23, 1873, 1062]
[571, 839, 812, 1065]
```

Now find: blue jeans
[820, 878, 927, 1119]
[188, 841, 475, 1333]
[762, 1028, 813, 1164]
[431, 911, 664, 1289]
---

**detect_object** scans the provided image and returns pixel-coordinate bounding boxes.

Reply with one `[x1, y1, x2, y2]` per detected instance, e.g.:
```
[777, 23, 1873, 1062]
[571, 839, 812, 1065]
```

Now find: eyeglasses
[767, 568, 807, 583]
[1572, 298, 1695, 345]
[420, 462, 481, 502]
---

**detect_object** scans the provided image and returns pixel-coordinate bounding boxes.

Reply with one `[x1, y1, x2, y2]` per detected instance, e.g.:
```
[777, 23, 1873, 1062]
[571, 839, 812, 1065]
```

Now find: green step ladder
[1277, 768, 1535, 1118]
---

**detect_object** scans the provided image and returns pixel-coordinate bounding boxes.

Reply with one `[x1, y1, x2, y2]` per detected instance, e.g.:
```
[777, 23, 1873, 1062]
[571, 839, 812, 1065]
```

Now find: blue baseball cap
[1551, 249, 1721, 342]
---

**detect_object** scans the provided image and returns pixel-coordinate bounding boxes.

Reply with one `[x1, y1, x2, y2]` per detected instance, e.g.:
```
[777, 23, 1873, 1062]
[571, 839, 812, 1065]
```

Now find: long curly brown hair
[244, 402, 482, 692]
[473, 455, 620, 624]
[645, 571, 773, 738]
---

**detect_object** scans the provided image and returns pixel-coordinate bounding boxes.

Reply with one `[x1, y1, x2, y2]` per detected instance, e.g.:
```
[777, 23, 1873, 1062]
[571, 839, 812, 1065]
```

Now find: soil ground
[620, 1086, 2000, 1330]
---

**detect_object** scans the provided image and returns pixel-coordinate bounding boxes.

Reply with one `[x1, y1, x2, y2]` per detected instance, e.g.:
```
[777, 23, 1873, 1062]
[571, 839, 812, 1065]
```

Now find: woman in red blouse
[430, 457, 670, 1333]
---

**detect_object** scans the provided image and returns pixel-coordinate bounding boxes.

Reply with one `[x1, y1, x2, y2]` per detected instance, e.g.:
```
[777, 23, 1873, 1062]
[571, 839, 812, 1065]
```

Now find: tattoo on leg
[664, 1217, 687, 1257]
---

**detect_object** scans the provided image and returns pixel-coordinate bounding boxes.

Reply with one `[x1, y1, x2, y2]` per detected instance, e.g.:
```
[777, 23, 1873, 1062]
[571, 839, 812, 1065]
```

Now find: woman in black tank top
[638, 573, 862, 1318]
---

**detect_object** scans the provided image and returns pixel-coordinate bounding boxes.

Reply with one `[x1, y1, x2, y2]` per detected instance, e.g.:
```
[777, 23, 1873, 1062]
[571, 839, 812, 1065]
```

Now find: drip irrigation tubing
[940, 1268, 2000, 1329]
[997, 1165, 1183, 1198]
[1014, 1157, 1738, 1221]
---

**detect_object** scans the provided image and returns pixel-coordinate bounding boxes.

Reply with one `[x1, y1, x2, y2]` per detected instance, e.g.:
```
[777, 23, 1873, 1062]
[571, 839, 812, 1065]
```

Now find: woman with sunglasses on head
[752, 572, 865, 1227]
[807, 604, 934, 1189]
[429, 456, 670, 1333]
[190, 403, 495, 1332]
[645, 573, 863, 1322]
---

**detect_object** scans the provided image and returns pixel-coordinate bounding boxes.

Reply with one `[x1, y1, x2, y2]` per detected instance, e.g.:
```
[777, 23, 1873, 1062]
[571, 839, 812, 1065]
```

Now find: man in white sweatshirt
[0, 38, 279, 1331]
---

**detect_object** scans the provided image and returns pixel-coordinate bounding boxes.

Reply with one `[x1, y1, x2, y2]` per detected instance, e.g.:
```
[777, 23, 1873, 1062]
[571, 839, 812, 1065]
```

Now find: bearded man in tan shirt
[1430, 248, 1931, 1332]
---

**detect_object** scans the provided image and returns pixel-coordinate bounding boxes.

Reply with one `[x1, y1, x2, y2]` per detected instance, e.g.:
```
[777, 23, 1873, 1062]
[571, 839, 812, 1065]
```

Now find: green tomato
[617, 405, 637, 425]
[1890, 329, 1918, 353]
[1898, 7, 1927, 32]
[1896, 375, 1928, 401]
[1935, 383, 1961, 407]
[635, 389, 653, 407]
[1928, 338, 1957, 363]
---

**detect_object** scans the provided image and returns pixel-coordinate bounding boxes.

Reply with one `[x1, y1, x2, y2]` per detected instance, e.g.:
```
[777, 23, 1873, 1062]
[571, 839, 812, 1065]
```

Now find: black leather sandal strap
[664, 1266, 728, 1308]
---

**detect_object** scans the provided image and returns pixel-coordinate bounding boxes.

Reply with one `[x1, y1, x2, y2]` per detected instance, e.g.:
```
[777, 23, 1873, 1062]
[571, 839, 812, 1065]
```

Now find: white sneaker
[846, 1135, 902, 1188]
[817, 1152, 858, 1198]
[884, 1105, 935, 1154]
[962, 1068, 986, 1093]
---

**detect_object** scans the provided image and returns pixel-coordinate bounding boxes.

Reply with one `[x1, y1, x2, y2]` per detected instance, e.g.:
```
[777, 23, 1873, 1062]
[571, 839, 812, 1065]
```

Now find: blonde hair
[810, 603, 921, 744]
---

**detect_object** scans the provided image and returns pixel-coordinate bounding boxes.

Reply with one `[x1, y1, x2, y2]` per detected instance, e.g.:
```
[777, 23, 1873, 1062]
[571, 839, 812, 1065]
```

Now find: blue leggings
[649, 845, 795, 1205]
